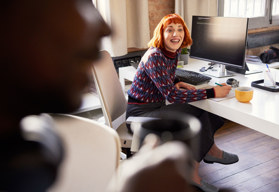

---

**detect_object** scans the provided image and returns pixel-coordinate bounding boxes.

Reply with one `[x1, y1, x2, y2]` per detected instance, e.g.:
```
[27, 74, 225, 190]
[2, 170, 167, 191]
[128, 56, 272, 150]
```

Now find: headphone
[0, 114, 64, 191]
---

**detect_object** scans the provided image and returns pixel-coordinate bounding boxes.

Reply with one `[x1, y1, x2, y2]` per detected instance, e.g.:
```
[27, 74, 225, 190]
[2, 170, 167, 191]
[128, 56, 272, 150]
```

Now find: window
[92, 0, 97, 6]
[273, 0, 279, 15]
[218, 0, 279, 29]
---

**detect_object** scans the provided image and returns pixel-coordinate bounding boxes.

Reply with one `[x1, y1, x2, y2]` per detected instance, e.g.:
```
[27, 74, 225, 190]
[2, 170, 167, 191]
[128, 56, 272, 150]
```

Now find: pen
[215, 82, 223, 87]
[266, 64, 270, 72]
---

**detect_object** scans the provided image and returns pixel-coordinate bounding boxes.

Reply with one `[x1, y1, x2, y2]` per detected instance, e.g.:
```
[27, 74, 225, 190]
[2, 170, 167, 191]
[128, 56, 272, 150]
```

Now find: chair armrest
[126, 116, 159, 153]
[126, 116, 159, 124]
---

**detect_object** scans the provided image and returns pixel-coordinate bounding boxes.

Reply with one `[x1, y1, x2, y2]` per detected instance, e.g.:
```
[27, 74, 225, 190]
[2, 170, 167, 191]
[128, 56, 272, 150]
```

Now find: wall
[148, 0, 175, 38]
[131, 0, 279, 57]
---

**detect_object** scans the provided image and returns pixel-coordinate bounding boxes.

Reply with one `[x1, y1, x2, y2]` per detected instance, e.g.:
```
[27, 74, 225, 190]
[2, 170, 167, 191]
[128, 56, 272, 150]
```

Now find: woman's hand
[175, 82, 196, 90]
[213, 83, 232, 98]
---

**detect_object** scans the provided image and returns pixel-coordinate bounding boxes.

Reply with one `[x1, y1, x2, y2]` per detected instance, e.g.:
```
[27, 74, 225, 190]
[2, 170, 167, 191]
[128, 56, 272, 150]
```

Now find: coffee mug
[138, 113, 201, 155]
[235, 86, 254, 103]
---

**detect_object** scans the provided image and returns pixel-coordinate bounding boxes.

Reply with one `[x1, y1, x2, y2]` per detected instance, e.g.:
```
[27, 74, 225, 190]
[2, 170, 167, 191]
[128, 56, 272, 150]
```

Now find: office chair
[92, 50, 155, 156]
[48, 114, 121, 192]
[91, 50, 133, 154]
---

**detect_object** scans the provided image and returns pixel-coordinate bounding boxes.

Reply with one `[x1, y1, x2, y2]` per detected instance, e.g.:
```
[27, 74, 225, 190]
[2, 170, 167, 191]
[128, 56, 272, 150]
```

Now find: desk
[185, 59, 279, 140]
[119, 58, 279, 141]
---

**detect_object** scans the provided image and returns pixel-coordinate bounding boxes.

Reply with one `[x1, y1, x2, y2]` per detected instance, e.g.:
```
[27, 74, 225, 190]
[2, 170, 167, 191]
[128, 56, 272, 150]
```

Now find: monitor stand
[203, 63, 234, 78]
[226, 62, 262, 75]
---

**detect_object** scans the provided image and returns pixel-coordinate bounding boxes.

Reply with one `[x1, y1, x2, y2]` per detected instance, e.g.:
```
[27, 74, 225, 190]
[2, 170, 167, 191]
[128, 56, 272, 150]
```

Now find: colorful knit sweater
[128, 47, 214, 104]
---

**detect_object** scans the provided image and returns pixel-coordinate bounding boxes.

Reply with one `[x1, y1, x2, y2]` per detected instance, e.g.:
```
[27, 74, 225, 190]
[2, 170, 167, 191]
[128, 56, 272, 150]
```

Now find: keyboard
[175, 68, 212, 85]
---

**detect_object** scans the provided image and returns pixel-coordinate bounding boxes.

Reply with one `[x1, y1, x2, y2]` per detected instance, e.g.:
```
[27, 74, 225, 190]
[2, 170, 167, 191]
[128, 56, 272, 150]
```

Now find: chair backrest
[92, 50, 127, 129]
[48, 114, 121, 192]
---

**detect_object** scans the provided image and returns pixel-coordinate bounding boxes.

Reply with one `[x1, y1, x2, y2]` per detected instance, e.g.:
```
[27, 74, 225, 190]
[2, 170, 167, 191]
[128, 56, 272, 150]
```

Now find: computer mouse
[226, 78, 239, 87]
[226, 78, 235, 85]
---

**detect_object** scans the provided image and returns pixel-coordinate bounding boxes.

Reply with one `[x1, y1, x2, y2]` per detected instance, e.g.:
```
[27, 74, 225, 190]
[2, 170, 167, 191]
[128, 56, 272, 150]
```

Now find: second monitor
[190, 16, 250, 77]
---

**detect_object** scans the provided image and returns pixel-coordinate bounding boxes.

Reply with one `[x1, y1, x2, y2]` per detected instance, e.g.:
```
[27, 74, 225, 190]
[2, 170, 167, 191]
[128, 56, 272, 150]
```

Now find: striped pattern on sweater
[128, 47, 207, 104]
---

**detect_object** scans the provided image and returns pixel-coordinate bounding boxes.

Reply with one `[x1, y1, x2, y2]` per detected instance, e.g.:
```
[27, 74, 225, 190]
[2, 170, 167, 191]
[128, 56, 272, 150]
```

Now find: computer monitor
[190, 16, 250, 77]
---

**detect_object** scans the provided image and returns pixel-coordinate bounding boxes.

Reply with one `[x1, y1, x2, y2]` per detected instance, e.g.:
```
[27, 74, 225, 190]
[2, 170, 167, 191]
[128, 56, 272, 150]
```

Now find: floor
[194, 121, 279, 192]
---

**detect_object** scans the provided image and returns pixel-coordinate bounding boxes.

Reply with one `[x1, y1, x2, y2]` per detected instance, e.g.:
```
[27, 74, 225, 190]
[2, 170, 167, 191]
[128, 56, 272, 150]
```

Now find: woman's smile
[163, 23, 184, 52]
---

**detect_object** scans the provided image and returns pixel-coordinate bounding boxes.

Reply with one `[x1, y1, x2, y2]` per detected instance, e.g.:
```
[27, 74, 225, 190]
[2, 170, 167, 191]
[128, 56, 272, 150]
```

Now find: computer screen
[190, 16, 249, 77]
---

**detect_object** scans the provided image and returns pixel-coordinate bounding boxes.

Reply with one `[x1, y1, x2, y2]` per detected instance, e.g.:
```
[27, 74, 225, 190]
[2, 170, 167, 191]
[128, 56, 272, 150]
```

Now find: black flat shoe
[203, 151, 239, 165]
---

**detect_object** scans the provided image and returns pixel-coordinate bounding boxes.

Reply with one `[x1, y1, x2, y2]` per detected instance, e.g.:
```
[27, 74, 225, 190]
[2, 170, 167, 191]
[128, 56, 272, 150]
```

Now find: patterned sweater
[128, 47, 214, 104]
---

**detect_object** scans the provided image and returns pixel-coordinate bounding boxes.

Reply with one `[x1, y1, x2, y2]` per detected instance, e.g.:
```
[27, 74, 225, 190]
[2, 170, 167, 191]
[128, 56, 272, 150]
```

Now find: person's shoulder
[148, 47, 163, 56]
[144, 47, 164, 61]
[140, 47, 164, 66]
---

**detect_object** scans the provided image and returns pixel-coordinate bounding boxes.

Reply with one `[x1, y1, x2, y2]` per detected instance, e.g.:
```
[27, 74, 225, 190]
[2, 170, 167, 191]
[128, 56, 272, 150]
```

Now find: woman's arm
[143, 55, 208, 103]
[174, 82, 196, 90]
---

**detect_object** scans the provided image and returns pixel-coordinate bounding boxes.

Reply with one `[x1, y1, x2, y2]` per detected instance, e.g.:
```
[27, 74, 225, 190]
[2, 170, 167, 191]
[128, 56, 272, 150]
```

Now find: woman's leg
[127, 103, 235, 162]
[157, 103, 224, 161]
[127, 102, 224, 160]
[207, 143, 223, 158]
[192, 161, 201, 184]
[126, 103, 225, 191]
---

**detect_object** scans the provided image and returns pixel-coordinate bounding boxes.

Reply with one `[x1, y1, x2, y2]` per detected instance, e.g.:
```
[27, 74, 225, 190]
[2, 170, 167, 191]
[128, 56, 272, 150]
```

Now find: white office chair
[92, 50, 158, 156]
[92, 50, 132, 151]
[48, 114, 121, 192]
[92, 50, 156, 156]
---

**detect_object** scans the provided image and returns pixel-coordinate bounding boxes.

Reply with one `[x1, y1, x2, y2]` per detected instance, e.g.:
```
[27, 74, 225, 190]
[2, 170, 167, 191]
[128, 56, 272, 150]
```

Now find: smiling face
[1, 0, 111, 115]
[148, 14, 192, 52]
[163, 23, 185, 53]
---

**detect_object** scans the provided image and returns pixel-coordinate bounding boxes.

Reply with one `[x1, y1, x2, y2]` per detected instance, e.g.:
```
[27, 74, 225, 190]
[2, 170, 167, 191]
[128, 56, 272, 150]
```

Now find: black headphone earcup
[0, 114, 64, 192]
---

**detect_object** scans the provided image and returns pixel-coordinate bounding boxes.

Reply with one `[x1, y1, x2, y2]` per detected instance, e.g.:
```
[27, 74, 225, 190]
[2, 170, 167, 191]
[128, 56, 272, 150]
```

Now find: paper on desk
[209, 88, 235, 102]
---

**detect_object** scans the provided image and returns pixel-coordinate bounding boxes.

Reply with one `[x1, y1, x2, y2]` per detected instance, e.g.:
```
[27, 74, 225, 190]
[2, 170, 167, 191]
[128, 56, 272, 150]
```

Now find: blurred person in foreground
[0, 0, 192, 191]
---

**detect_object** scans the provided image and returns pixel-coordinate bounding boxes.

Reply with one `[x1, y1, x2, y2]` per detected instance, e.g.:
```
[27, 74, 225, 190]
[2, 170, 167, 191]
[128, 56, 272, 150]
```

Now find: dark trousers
[126, 102, 224, 162]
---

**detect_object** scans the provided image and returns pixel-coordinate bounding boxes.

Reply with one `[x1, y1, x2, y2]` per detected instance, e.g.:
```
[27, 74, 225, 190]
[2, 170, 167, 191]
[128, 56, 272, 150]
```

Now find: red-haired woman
[126, 14, 238, 192]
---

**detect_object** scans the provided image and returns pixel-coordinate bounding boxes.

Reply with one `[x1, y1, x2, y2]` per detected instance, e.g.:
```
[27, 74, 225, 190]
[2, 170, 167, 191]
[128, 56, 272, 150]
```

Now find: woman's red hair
[148, 13, 192, 49]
